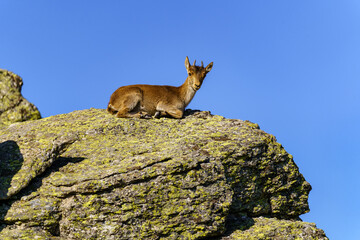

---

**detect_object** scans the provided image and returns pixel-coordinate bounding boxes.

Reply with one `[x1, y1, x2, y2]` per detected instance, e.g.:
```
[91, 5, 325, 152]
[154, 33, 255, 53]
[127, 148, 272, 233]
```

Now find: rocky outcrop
[0, 108, 328, 239]
[0, 69, 41, 128]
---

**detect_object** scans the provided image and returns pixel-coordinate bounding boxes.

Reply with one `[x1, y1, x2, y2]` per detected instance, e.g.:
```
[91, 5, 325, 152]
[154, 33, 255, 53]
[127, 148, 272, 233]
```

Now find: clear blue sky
[1, 1, 359, 239]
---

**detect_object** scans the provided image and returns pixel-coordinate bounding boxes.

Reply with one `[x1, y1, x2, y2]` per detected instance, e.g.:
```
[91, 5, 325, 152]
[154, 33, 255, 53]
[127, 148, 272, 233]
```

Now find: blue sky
[1, 1, 360, 239]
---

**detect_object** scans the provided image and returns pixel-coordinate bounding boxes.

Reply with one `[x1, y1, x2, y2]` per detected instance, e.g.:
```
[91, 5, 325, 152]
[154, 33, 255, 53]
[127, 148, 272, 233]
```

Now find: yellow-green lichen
[0, 108, 316, 239]
[227, 217, 328, 240]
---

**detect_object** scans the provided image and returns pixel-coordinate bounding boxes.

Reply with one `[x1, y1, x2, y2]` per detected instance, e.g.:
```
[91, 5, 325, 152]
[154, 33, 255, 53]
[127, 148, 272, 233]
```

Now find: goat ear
[205, 62, 213, 72]
[185, 56, 190, 70]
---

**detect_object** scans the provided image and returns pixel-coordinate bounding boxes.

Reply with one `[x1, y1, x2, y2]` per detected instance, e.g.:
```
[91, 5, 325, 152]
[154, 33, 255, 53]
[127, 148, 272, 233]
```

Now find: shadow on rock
[16, 156, 86, 200]
[0, 141, 23, 200]
[223, 213, 255, 236]
[0, 139, 85, 235]
[0, 140, 24, 232]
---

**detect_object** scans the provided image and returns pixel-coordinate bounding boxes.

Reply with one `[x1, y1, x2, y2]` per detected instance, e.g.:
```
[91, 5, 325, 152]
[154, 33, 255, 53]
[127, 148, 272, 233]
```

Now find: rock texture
[0, 108, 328, 239]
[0, 69, 41, 127]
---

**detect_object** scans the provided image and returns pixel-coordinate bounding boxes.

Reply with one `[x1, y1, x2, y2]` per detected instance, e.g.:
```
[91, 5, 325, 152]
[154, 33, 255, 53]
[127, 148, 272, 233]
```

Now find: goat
[107, 56, 213, 119]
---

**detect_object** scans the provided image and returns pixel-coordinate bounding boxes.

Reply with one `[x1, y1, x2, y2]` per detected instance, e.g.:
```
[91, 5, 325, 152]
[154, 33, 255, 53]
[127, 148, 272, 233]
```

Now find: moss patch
[0, 69, 41, 128]
[225, 217, 328, 240]
[0, 108, 325, 239]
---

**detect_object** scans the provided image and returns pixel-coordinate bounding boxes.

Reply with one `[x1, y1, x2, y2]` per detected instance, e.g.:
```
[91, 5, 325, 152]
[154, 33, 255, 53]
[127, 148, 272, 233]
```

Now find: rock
[0, 69, 41, 128]
[222, 217, 328, 240]
[0, 108, 328, 239]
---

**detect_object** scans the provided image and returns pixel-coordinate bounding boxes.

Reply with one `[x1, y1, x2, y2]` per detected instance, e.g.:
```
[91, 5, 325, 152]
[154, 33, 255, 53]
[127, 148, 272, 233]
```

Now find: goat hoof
[154, 111, 161, 119]
[140, 112, 152, 119]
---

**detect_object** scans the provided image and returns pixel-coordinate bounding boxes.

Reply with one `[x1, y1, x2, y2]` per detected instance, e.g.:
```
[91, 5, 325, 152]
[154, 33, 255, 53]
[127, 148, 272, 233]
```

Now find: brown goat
[107, 56, 213, 119]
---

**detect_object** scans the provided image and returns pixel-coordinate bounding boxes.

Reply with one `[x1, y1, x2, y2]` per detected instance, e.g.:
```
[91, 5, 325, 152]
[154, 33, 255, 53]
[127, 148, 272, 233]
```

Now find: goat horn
[193, 60, 196, 66]
[201, 61, 204, 67]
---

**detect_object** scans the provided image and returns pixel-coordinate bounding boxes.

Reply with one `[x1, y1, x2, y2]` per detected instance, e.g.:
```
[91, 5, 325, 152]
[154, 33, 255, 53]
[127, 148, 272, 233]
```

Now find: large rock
[0, 108, 328, 239]
[0, 69, 41, 128]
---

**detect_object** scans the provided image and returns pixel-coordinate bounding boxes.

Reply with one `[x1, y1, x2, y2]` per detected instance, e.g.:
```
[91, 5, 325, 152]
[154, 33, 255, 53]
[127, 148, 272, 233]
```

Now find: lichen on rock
[0, 108, 328, 239]
[222, 217, 327, 240]
[0, 69, 41, 128]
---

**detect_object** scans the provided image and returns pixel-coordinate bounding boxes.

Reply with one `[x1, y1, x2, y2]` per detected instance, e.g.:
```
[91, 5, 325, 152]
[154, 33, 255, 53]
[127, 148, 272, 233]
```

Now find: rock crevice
[0, 108, 327, 239]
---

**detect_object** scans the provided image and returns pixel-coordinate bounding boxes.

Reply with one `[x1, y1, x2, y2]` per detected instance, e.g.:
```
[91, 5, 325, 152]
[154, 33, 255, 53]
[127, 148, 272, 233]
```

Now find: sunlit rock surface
[0, 69, 41, 128]
[0, 108, 327, 239]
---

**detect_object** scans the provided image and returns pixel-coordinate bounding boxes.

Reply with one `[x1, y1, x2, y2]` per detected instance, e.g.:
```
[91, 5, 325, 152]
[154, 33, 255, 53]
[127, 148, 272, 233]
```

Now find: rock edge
[0, 108, 328, 239]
